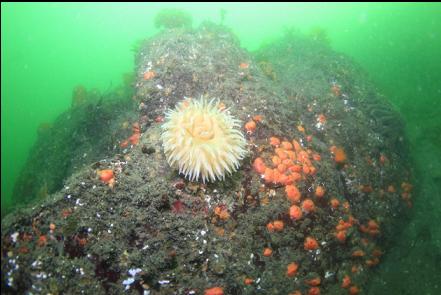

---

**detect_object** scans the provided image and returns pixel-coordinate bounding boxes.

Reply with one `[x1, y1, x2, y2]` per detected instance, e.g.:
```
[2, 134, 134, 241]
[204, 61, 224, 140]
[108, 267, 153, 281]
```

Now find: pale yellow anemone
[161, 97, 247, 182]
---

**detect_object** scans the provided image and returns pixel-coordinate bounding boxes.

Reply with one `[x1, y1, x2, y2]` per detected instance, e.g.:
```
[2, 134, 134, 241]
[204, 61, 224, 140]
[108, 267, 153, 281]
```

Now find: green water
[1, 2, 440, 293]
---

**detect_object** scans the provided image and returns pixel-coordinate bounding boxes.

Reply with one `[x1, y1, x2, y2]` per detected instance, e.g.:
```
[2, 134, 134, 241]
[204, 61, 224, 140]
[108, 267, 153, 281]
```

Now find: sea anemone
[161, 97, 247, 183]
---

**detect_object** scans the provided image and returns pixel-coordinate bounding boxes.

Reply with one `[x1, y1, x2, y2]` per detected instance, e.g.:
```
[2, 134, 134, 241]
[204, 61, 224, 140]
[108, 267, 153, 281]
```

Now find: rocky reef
[2, 21, 413, 295]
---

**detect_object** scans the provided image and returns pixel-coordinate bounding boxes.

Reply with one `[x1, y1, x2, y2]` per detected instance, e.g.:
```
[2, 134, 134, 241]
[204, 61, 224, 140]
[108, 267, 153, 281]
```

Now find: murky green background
[1, 3, 440, 292]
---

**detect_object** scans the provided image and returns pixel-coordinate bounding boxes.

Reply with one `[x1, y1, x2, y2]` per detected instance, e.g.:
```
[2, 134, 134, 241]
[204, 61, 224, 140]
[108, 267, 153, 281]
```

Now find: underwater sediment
[2, 21, 413, 295]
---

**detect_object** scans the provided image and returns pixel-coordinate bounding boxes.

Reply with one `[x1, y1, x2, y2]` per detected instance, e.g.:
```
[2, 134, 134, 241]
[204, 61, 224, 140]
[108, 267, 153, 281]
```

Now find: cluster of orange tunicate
[400, 181, 413, 208]
[253, 137, 319, 187]
[350, 238, 383, 269]
[286, 262, 299, 277]
[250, 134, 393, 293]
[263, 247, 273, 257]
[330, 145, 347, 164]
[253, 136, 322, 223]
[97, 169, 115, 188]
[204, 287, 224, 295]
[120, 122, 141, 148]
[334, 215, 356, 243]
[304, 236, 319, 250]
[143, 70, 156, 80]
[244, 115, 264, 134]
[213, 206, 230, 221]
[340, 274, 360, 294]
[266, 220, 284, 232]
[359, 219, 380, 236]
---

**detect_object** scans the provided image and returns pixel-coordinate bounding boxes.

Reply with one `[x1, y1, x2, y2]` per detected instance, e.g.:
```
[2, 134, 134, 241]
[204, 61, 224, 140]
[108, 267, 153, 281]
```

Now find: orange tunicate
[37, 235, 47, 247]
[143, 70, 156, 80]
[120, 140, 129, 148]
[49, 223, 56, 231]
[349, 286, 360, 295]
[401, 182, 413, 192]
[335, 230, 346, 242]
[360, 220, 380, 236]
[204, 287, 224, 295]
[285, 150, 296, 161]
[214, 206, 222, 215]
[368, 219, 379, 230]
[281, 141, 293, 150]
[77, 237, 87, 247]
[218, 210, 230, 221]
[302, 165, 311, 175]
[336, 220, 352, 231]
[341, 275, 351, 288]
[289, 165, 302, 173]
[301, 199, 315, 213]
[132, 122, 140, 133]
[272, 156, 281, 166]
[304, 236, 319, 250]
[245, 120, 256, 133]
[366, 257, 380, 267]
[239, 62, 249, 69]
[308, 286, 320, 295]
[129, 132, 140, 145]
[297, 125, 305, 133]
[292, 139, 302, 152]
[253, 115, 263, 122]
[333, 147, 347, 164]
[282, 158, 294, 166]
[361, 238, 370, 246]
[331, 84, 341, 96]
[275, 148, 288, 160]
[290, 172, 302, 182]
[306, 277, 321, 286]
[273, 220, 284, 231]
[244, 278, 253, 285]
[18, 246, 29, 254]
[330, 198, 340, 209]
[286, 185, 301, 203]
[264, 168, 274, 183]
[289, 205, 303, 220]
[351, 265, 359, 273]
[387, 185, 396, 193]
[315, 186, 325, 198]
[360, 185, 373, 193]
[297, 150, 311, 165]
[253, 157, 266, 174]
[286, 262, 299, 277]
[317, 114, 326, 124]
[263, 248, 273, 257]
[98, 169, 114, 183]
[269, 137, 281, 146]
[312, 153, 321, 161]
[277, 163, 287, 173]
[272, 170, 282, 184]
[372, 248, 383, 257]
[266, 222, 275, 232]
[279, 174, 290, 185]
[351, 250, 365, 257]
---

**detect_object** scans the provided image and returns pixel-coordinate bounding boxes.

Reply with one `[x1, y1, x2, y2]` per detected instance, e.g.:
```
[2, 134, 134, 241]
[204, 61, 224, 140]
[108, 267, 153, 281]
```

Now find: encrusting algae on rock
[0, 16, 415, 295]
